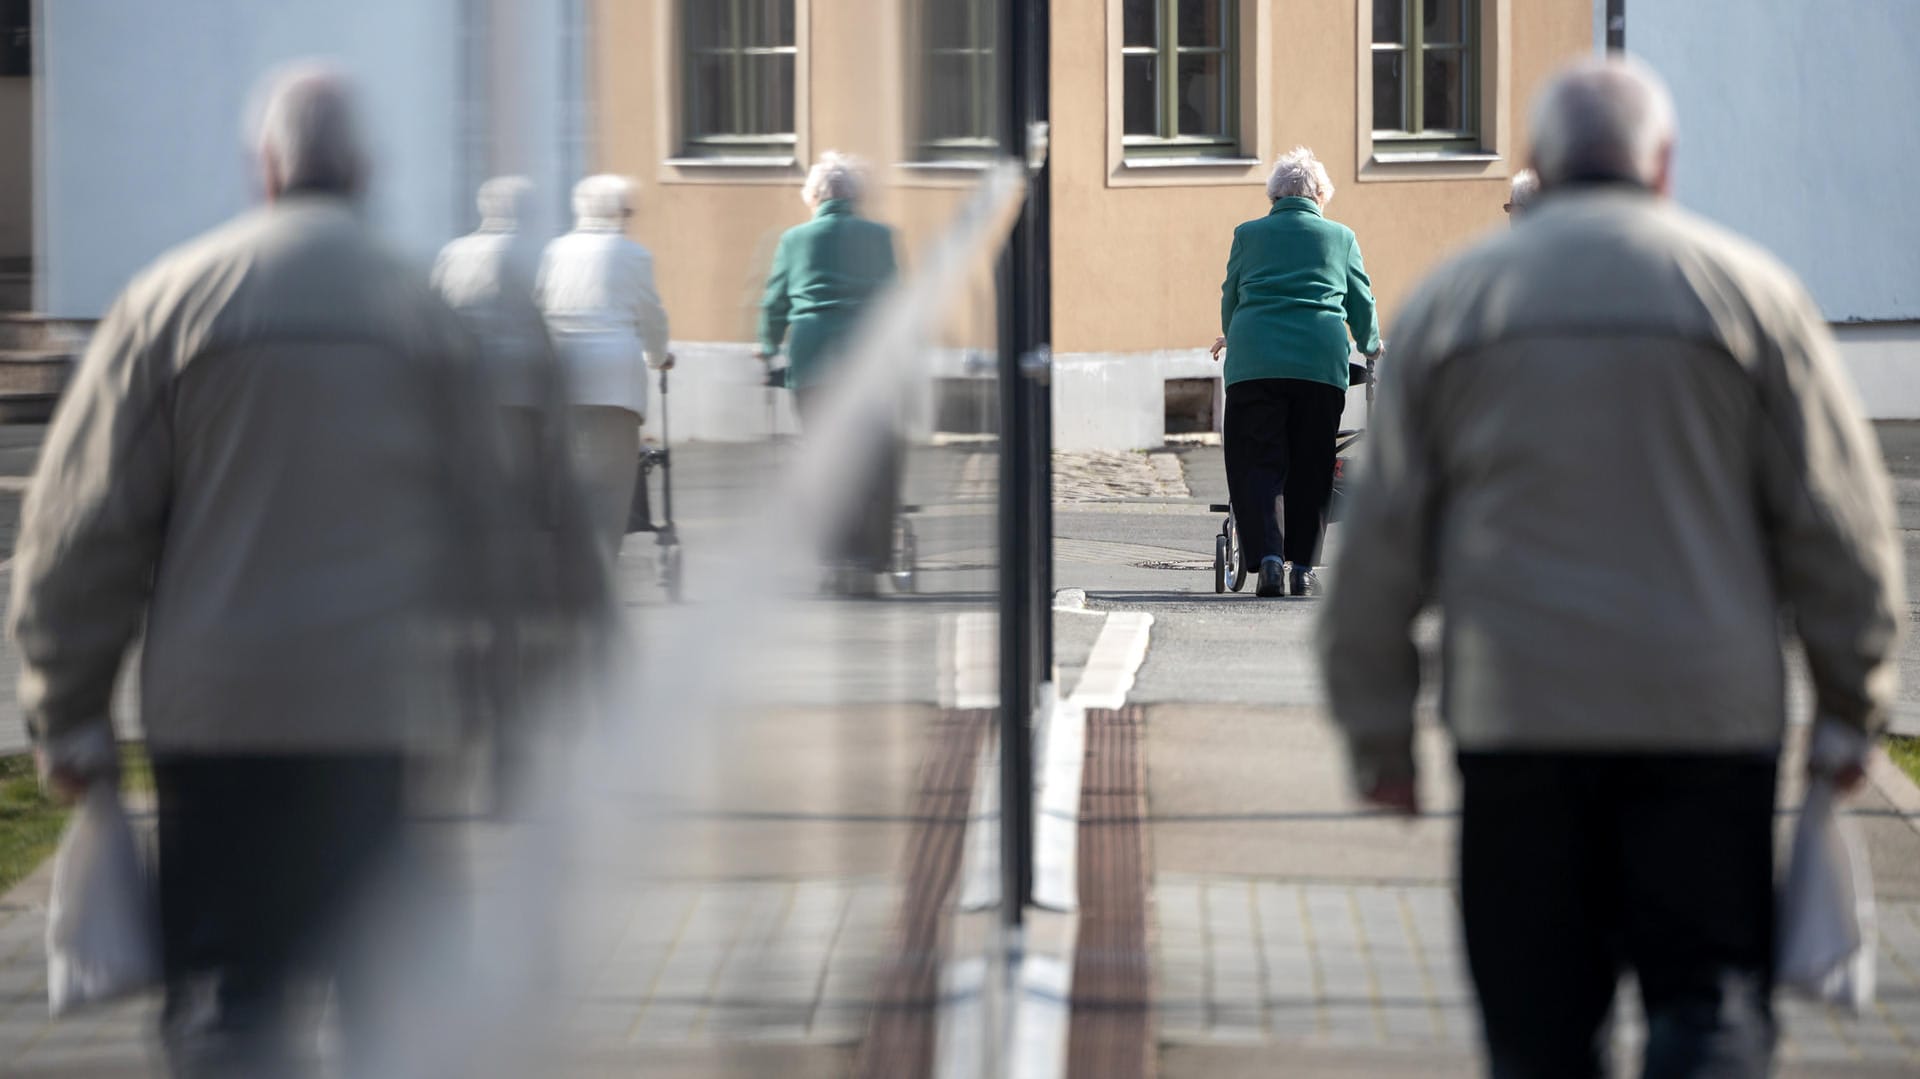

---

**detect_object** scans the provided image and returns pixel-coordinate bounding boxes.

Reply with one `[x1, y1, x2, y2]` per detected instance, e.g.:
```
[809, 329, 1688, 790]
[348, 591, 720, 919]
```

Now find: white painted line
[958, 735, 1002, 912]
[1068, 611, 1153, 711]
[941, 610, 999, 710]
[1009, 953, 1073, 1079]
[1034, 611, 1152, 913]
[934, 957, 989, 1079]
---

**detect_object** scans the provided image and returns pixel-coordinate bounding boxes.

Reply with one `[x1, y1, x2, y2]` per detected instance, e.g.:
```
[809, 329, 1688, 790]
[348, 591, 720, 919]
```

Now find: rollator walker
[1211, 353, 1376, 594]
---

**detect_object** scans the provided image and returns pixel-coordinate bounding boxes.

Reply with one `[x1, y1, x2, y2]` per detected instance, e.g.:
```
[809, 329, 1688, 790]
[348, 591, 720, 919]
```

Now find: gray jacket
[10, 197, 519, 763]
[1320, 187, 1902, 790]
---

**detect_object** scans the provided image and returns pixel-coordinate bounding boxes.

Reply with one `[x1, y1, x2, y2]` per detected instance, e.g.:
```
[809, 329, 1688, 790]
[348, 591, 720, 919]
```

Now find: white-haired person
[1322, 56, 1899, 1076]
[10, 63, 529, 1073]
[538, 174, 672, 555]
[1211, 146, 1382, 598]
[1504, 166, 1540, 220]
[757, 152, 900, 593]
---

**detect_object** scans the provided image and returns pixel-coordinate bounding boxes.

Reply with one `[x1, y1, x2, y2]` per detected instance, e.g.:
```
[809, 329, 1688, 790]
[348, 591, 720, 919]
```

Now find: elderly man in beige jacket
[1321, 58, 1901, 1077]
[8, 65, 526, 1075]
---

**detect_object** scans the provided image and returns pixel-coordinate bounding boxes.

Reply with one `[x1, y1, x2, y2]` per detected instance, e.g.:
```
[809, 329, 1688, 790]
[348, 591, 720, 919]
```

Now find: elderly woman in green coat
[758, 152, 901, 592]
[1212, 146, 1382, 598]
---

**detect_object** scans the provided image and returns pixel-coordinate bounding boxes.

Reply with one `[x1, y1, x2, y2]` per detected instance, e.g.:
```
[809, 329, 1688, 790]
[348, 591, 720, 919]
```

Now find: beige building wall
[594, 1, 1591, 445]
[1050, 0, 1592, 353]
[596, 0, 999, 351]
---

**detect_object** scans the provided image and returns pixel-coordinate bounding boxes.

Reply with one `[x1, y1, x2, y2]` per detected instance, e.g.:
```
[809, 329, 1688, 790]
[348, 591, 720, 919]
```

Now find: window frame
[1104, 0, 1268, 187]
[1355, 0, 1511, 183]
[1120, 0, 1241, 159]
[678, 0, 800, 161]
[1370, 0, 1479, 154]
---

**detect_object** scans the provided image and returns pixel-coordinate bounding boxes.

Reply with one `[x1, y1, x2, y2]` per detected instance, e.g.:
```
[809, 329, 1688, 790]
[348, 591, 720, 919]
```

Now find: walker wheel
[1214, 535, 1229, 594]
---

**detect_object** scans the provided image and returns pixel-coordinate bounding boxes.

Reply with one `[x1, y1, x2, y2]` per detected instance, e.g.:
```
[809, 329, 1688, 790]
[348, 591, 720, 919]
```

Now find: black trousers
[795, 385, 902, 573]
[153, 754, 411, 1077]
[1457, 752, 1778, 1079]
[1222, 377, 1345, 568]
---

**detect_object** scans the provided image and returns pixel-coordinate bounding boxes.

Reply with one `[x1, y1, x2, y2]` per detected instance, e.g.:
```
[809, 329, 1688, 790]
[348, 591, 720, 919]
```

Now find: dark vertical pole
[1606, 0, 1625, 52]
[997, 0, 1049, 925]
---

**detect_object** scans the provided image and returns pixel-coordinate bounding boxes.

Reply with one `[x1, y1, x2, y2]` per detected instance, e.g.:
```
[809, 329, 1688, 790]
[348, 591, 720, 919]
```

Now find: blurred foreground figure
[9, 64, 519, 1076]
[758, 152, 899, 594]
[1503, 167, 1538, 220]
[1321, 57, 1900, 1078]
[537, 174, 671, 556]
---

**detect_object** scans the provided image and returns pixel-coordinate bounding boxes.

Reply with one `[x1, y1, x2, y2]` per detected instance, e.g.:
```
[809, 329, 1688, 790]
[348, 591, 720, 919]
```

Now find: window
[916, 0, 998, 161]
[681, 0, 797, 159]
[1371, 0, 1478, 152]
[1121, 0, 1238, 158]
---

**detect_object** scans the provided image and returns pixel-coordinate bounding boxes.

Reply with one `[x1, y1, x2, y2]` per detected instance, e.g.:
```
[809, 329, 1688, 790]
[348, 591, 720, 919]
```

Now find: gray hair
[252, 62, 367, 196]
[477, 175, 533, 228]
[802, 151, 867, 207]
[571, 174, 633, 228]
[1508, 167, 1539, 210]
[1527, 56, 1676, 188]
[1266, 146, 1334, 204]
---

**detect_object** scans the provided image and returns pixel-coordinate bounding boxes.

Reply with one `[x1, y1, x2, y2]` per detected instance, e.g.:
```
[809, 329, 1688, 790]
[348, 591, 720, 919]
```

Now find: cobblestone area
[1156, 875, 1920, 1068]
[1053, 452, 1190, 503]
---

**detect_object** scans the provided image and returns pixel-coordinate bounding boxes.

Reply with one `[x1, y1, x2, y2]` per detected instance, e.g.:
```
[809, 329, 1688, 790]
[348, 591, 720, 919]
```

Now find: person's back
[539, 228, 655, 331]
[777, 203, 895, 318]
[1380, 185, 1860, 750]
[93, 197, 497, 753]
[1320, 58, 1900, 1078]
[1222, 201, 1369, 386]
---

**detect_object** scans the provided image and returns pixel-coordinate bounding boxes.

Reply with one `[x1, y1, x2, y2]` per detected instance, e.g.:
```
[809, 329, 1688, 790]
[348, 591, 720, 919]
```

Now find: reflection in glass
[1372, 51, 1404, 131]
[1423, 0, 1466, 45]
[1178, 52, 1226, 138]
[1178, 0, 1227, 49]
[1422, 47, 1467, 132]
[1373, 0, 1404, 44]
[1123, 0, 1157, 49]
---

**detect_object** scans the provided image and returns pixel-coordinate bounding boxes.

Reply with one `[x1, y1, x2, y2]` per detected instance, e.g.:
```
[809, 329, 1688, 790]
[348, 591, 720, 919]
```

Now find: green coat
[1220, 196, 1381, 388]
[758, 199, 899, 388]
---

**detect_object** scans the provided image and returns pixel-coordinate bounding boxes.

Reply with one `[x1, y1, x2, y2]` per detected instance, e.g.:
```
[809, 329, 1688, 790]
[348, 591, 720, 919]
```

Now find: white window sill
[663, 156, 798, 170]
[1119, 156, 1261, 170]
[898, 159, 995, 173]
[1370, 151, 1501, 165]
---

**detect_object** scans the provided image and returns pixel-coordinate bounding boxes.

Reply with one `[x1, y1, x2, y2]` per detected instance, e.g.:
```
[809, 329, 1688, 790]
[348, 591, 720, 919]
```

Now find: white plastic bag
[1776, 775, 1876, 1011]
[45, 785, 159, 1016]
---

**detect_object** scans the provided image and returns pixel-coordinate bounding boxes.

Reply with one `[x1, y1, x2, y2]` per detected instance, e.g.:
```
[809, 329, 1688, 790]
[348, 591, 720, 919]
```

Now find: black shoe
[1290, 564, 1320, 597]
[1256, 556, 1285, 598]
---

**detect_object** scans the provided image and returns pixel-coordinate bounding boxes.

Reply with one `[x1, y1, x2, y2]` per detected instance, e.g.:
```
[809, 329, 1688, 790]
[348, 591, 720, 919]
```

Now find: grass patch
[0, 744, 154, 896]
[1887, 735, 1920, 791]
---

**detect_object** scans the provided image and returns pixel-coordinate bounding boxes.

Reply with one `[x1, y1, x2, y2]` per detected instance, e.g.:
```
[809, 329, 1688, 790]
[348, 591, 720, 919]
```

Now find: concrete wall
[1626, 0, 1919, 324]
[0, 77, 28, 259]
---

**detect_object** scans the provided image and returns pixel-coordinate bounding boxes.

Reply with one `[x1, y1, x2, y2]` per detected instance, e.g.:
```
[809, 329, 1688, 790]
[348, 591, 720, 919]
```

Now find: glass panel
[922, 52, 974, 142]
[683, 0, 725, 49]
[1422, 47, 1468, 132]
[925, 0, 970, 50]
[1123, 0, 1158, 49]
[1372, 0, 1404, 45]
[1423, 0, 1467, 46]
[773, 0, 796, 46]
[1176, 51, 1227, 137]
[685, 50, 733, 138]
[1123, 53, 1158, 136]
[1178, 0, 1227, 48]
[1372, 50, 1404, 131]
[746, 50, 795, 135]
